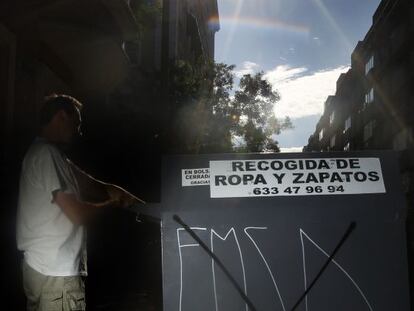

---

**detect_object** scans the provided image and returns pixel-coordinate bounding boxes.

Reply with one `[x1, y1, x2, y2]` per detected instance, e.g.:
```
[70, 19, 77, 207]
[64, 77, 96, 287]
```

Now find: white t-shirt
[16, 137, 86, 276]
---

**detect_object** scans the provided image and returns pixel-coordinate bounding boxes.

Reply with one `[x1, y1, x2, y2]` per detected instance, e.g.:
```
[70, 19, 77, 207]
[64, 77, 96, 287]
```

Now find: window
[391, 67, 406, 94]
[344, 142, 350, 151]
[344, 116, 351, 133]
[393, 128, 413, 151]
[363, 120, 376, 142]
[364, 88, 374, 108]
[324, 96, 334, 110]
[330, 135, 336, 148]
[365, 55, 374, 75]
[366, 88, 374, 103]
[122, 41, 142, 66]
[329, 111, 335, 125]
[319, 128, 324, 141]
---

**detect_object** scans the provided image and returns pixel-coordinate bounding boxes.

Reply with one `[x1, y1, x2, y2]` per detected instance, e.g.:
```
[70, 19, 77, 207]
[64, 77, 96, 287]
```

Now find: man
[16, 94, 143, 310]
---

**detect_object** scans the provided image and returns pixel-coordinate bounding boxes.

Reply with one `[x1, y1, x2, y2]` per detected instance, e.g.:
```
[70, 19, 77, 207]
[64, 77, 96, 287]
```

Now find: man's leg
[22, 260, 85, 311]
[22, 260, 43, 311]
[22, 260, 63, 311]
[63, 276, 86, 311]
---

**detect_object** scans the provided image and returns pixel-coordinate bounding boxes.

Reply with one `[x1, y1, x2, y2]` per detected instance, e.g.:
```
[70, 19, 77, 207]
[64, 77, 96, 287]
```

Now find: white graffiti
[300, 229, 374, 311]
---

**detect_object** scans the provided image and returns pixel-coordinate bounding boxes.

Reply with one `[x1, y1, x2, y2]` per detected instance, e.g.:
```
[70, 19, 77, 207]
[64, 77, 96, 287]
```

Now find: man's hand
[106, 184, 145, 208]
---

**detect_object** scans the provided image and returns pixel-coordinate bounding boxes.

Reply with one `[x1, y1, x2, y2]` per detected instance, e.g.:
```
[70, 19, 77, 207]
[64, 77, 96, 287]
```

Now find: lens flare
[209, 15, 310, 35]
[220, 0, 245, 60]
[311, 0, 352, 52]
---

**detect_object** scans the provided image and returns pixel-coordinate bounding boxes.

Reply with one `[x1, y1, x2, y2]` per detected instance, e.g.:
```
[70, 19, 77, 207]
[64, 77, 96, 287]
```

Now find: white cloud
[234, 61, 260, 77]
[266, 65, 307, 83]
[264, 65, 349, 119]
[280, 147, 303, 153]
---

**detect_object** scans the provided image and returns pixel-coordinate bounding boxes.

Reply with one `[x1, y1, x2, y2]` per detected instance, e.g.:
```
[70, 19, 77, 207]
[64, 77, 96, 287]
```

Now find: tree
[232, 72, 292, 152]
[130, 0, 162, 35]
[168, 60, 293, 153]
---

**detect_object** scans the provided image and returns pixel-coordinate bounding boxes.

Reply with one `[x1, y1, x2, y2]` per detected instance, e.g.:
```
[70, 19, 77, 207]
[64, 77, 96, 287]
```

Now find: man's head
[39, 94, 83, 144]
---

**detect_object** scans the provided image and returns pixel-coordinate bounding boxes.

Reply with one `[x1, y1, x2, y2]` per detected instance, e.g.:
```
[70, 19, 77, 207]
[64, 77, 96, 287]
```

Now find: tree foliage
[130, 0, 162, 35]
[168, 59, 293, 154]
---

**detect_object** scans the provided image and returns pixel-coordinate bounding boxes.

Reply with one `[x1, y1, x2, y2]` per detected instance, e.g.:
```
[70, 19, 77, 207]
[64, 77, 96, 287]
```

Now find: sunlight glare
[221, 0, 245, 60]
[311, 0, 352, 52]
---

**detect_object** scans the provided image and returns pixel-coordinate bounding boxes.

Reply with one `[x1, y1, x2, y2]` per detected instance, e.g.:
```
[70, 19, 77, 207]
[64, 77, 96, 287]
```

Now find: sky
[214, 0, 382, 152]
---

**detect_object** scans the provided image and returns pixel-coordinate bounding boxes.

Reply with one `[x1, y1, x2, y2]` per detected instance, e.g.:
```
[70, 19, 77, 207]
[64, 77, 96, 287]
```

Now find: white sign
[209, 158, 386, 198]
[182, 168, 210, 187]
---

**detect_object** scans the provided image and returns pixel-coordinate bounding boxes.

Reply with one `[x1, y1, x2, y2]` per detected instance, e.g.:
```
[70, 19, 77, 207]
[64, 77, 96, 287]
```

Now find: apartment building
[305, 0, 414, 201]
[166, 0, 219, 62]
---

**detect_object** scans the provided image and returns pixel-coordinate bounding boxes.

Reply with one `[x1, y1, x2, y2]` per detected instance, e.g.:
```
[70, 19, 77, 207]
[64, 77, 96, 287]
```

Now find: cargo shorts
[22, 260, 86, 311]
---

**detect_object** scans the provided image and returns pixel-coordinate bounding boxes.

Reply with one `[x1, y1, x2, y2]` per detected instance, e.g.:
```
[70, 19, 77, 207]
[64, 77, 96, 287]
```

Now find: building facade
[305, 0, 414, 200]
[304, 0, 414, 298]
[166, 0, 219, 62]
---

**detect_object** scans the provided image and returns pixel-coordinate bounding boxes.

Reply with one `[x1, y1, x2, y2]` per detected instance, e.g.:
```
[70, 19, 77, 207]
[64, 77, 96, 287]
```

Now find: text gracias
[215, 159, 380, 186]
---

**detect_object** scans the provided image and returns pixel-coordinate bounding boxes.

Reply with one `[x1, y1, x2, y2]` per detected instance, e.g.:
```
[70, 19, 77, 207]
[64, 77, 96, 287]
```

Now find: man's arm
[54, 161, 145, 225]
[53, 191, 115, 225]
[68, 160, 145, 207]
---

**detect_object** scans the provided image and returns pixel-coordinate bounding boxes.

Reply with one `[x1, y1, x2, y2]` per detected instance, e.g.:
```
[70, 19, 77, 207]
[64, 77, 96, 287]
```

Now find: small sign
[181, 168, 210, 187]
[209, 158, 386, 198]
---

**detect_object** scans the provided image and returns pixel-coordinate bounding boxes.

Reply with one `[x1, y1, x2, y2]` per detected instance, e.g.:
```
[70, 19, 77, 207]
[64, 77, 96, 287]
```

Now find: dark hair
[39, 94, 83, 126]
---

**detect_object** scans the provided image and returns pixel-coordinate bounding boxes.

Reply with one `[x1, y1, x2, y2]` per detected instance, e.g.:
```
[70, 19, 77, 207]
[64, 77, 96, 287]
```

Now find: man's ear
[55, 110, 69, 122]
[48, 110, 66, 127]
